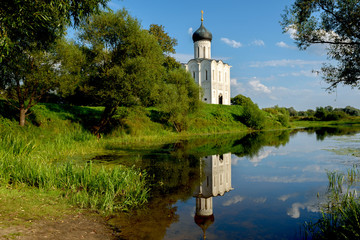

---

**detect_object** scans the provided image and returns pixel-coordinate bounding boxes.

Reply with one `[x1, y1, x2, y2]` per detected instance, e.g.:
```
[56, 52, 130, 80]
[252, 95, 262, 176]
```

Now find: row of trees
[0, 3, 201, 133]
[287, 106, 360, 121]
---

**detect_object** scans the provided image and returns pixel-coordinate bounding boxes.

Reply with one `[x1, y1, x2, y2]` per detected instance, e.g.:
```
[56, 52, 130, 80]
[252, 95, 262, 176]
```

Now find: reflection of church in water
[193, 153, 233, 239]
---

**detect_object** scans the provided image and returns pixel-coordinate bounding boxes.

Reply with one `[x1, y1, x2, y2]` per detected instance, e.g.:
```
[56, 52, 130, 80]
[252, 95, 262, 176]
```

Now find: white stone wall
[194, 40, 211, 59]
[185, 59, 231, 105]
[210, 60, 231, 105]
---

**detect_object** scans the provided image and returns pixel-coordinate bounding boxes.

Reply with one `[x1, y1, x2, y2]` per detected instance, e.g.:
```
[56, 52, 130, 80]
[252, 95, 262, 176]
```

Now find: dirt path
[0, 213, 116, 240]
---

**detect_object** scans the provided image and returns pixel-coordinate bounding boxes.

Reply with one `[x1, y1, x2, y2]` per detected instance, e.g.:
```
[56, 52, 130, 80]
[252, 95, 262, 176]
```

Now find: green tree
[149, 24, 181, 70]
[149, 24, 177, 54]
[231, 94, 253, 106]
[78, 10, 165, 134]
[0, 0, 109, 62]
[159, 68, 201, 132]
[281, 0, 360, 91]
[0, 0, 109, 125]
[286, 107, 298, 117]
[0, 47, 60, 126]
[231, 94, 266, 129]
[315, 107, 328, 120]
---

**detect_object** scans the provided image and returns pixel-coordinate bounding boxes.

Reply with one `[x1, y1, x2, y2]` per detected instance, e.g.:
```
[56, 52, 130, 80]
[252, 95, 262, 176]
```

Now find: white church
[185, 11, 231, 105]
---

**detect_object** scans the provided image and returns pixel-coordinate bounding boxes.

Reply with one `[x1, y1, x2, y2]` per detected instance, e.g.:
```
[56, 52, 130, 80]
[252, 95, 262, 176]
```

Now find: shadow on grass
[41, 103, 102, 130]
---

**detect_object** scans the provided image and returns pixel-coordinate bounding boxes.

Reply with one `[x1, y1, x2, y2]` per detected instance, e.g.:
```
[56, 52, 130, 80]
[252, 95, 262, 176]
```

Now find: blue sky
[103, 0, 360, 110]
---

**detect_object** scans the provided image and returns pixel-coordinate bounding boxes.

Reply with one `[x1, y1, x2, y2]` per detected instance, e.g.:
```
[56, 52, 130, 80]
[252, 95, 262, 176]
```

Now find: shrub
[241, 102, 266, 130]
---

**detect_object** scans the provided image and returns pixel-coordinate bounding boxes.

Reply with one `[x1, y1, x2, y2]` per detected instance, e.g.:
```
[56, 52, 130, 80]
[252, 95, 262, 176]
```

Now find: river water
[94, 126, 360, 240]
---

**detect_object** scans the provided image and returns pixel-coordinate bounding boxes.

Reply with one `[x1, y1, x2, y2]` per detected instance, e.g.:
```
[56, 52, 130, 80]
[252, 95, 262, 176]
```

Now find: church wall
[200, 61, 211, 104]
[210, 61, 231, 105]
[194, 40, 211, 59]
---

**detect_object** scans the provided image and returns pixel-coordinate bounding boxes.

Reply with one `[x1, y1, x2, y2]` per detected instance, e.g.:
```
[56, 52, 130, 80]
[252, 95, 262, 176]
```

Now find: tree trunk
[92, 105, 117, 136]
[19, 108, 27, 126]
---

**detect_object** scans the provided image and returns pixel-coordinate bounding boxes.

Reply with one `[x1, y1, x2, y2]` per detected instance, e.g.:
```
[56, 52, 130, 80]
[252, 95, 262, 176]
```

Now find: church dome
[192, 22, 212, 42]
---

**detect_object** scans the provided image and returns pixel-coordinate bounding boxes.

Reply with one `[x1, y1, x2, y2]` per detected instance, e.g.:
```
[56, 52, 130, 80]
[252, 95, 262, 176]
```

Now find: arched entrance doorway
[218, 94, 223, 105]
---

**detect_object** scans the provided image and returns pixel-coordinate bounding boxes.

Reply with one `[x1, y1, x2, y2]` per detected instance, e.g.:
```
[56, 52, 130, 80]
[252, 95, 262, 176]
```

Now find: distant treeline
[285, 106, 360, 121]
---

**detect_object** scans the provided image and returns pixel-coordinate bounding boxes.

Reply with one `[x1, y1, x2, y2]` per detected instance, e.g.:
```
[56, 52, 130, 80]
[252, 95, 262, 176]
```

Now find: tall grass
[304, 166, 360, 239]
[0, 114, 149, 213]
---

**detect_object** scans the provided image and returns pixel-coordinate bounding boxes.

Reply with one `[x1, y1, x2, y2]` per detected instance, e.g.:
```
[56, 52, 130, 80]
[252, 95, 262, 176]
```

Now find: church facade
[184, 12, 231, 105]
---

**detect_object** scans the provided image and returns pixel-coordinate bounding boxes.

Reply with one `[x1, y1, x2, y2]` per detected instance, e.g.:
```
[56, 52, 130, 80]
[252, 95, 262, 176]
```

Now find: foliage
[231, 94, 253, 106]
[231, 95, 266, 130]
[148, 24, 177, 55]
[77, 10, 165, 134]
[288, 105, 360, 122]
[0, 110, 149, 213]
[281, 0, 360, 91]
[0, 0, 109, 126]
[0, 47, 63, 126]
[315, 106, 349, 121]
[0, 0, 109, 62]
[158, 68, 201, 132]
[304, 167, 360, 239]
[263, 105, 290, 127]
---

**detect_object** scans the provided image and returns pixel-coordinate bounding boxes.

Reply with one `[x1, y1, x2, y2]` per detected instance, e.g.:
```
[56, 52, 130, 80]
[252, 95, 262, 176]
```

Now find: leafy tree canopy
[281, 0, 360, 90]
[0, 0, 109, 62]
[158, 68, 201, 132]
[0, 44, 62, 126]
[231, 94, 254, 106]
[149, 24, 178, 55]
[77, 10, 165, 134]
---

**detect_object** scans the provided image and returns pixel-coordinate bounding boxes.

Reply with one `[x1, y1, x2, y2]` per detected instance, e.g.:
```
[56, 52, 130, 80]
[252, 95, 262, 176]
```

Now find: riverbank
[1, 102, 359, 238]
[0, 102, 263, 239]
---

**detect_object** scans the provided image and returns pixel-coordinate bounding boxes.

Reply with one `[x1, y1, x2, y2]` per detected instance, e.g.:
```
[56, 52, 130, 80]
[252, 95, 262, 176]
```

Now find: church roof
[192, 22, 212, 42]
[186, 58, 231, 67]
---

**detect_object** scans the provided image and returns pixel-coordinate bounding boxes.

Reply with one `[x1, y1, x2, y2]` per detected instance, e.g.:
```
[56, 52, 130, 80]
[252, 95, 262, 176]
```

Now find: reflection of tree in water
[302, 126, 360, 141]
[103, 130, 302, 239]
[108, 194, 180, 240]
[232, 130, 291, 158]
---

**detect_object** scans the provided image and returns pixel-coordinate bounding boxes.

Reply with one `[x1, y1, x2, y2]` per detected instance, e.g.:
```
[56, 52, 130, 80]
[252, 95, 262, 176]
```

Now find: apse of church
[185, 11, 231, 105]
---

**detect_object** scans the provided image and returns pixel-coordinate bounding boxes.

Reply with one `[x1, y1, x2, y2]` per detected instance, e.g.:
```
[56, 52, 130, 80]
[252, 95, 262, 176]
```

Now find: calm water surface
[94, 127, 360, 240]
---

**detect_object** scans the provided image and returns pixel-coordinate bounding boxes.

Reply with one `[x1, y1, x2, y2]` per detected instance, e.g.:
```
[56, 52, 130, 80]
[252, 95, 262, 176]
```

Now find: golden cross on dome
[201, 10, 204, 22]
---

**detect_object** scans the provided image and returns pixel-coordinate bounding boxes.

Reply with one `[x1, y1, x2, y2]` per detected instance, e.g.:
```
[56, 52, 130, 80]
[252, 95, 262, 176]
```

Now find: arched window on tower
[197, 47, 200, 58]
[203, 46, 206, 58]
[205, 70, 208, 80]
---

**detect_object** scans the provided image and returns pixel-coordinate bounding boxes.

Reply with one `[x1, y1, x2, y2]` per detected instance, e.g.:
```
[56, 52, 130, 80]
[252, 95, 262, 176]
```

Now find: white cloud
[276, 41, 296, 49]
[287, 201, 320, 219]
[230, 78, 246, 95]
[287, 202, 305, 218]
[249, 79, 271, 94]
[253, 197, 267, 204]
[278, 70, 318, 78]
[245, 175, 323, 183]
[278, 193, 298, 202]
[252, 40, 265, 46]
[284, 25, 330, 56]
[223, 195, 245, 206]
[302, 165, 323, 173]
[250, 59, 323, 68]
[221, 37, 242, 48]
[285, 25, 298, 40]
[187, 27, 193, 36]
[249, 149, 273, 166]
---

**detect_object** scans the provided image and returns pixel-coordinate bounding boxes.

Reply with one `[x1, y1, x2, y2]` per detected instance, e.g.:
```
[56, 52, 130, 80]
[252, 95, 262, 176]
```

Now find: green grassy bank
[0, 101, 294, 231]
